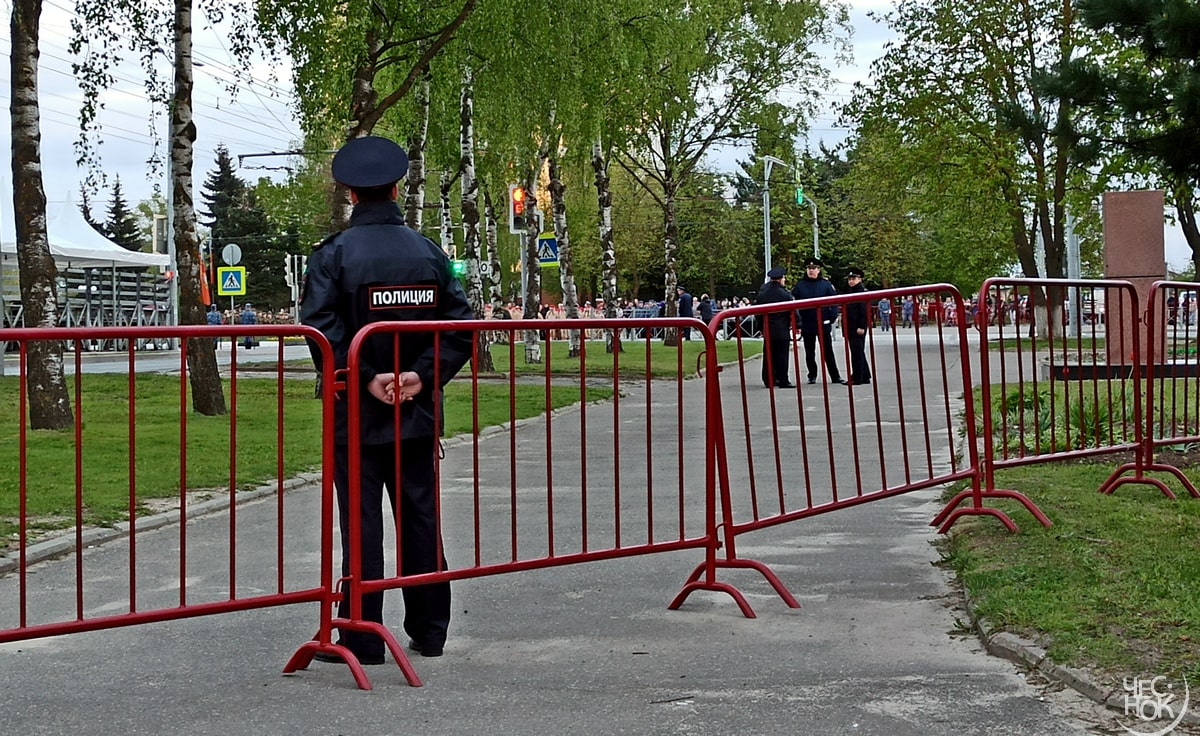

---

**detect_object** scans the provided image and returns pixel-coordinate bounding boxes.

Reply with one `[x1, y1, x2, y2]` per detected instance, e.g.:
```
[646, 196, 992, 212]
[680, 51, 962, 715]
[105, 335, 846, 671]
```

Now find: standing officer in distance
[790, 257, 847, 385]
[844, 267, 871, 386]
[677, 285, 695, 340]
[301, 136, 474, 665]
[755, 267, 796, 388]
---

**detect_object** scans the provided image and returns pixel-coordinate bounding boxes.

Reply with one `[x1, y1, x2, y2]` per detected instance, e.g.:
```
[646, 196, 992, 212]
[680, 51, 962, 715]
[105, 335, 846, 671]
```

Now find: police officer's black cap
[805, 257, 823, 268]
[847, 267, 864, 278]
[767, 267, 786, 279]
[331, 136, 409, 189]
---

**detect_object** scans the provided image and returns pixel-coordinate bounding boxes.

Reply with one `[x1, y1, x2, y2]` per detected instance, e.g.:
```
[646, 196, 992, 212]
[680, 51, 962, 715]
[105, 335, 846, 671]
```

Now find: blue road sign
[537, 234, 558, 265]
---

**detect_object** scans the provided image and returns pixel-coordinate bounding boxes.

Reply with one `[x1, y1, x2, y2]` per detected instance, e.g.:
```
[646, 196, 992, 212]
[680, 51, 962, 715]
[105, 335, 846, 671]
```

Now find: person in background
[677, 285, 694, 340]
[207, 303, 223, 349]
[877, 295, 891, 332]
[902, 295, 915, 328]
[755, 267, 795, 388]
[845, 267, 871, 386]
[239, 303, 257, 349]
[300, 135, 474, 665]
[790, 257, 846, 385]
[698, 293, 715, 328]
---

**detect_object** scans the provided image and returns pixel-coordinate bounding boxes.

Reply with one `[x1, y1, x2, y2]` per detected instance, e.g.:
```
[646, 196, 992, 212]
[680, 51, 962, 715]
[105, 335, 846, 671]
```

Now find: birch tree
[71, 0, 227, 415]
[10, 0, 72, 429]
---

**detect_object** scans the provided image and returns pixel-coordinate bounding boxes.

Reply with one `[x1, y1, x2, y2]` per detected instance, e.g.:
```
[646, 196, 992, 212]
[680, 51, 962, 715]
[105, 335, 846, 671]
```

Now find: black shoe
[776, 382, 795, 388]
[807, 378, 816, 384]
[312, 648, 386, 666]
[408, 639, 444, 658]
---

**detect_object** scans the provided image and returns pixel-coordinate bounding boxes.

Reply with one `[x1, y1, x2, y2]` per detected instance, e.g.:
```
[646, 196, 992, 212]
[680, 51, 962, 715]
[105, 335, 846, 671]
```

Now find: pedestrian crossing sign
[537, 233, 559, 265]
[217, 266, 247, 296]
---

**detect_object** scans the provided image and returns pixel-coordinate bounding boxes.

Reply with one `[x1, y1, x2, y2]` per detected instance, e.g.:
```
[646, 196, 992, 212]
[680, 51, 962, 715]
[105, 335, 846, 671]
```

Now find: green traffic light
[450, 260, 467, 277]
[795, 186, 804, 205]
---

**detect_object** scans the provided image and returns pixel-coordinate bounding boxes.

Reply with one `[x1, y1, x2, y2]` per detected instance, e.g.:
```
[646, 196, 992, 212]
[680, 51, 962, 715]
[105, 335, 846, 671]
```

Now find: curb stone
[961, 583, 1200, 727]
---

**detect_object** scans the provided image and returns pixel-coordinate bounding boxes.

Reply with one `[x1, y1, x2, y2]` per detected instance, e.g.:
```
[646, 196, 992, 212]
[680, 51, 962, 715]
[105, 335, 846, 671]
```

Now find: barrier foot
[283, 639, 374, 691]
[669, 559, 801, 618]
[930, 489, 973, 527]
[1098, 462, 1195, 499]
[670, 580, 757, 619]
[716, 558, 802, 610]
[285, 621, 423, 689]
[936, 507, 1019, 535]
[934, 490, 1051, 534]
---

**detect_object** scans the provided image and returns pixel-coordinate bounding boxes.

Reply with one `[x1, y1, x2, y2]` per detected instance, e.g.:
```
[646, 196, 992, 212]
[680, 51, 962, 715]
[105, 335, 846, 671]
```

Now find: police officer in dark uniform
[301, 136, 474, 665]
[790, 257, 846, 385]
[845, 266, 871, 385]
[755, 267, 796, 388]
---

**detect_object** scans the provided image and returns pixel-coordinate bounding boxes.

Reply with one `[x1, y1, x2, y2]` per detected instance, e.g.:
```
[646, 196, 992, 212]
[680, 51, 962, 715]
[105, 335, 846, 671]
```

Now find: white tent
[0, 193, 168, 269]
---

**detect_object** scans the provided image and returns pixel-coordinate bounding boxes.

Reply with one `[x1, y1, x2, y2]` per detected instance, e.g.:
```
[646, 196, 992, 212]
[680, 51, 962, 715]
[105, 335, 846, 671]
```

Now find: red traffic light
[512, 186, 526, 215]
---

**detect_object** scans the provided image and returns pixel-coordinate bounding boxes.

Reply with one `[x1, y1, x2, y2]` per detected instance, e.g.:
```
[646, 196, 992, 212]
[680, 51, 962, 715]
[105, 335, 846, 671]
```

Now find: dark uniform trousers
[760, 319, 792, 386]
[802, 325, 842, 382]
[333, 438, 450, 657]
[848, 332, 871, 384]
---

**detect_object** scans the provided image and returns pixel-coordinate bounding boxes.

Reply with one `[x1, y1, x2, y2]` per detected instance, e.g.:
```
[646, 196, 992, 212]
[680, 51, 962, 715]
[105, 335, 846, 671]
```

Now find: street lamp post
[761, 155, 786, 282]
[761, 155, 820, 280]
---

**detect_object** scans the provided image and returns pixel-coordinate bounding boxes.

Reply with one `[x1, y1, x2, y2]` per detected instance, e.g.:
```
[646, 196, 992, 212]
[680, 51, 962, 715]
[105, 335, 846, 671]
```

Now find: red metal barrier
[0, 325, 338, 657]
[957, 278, 1184, 507]
[291, 317, 728, 689]
[695, 285, 990, 614]
[1100, 281, 1200, 498]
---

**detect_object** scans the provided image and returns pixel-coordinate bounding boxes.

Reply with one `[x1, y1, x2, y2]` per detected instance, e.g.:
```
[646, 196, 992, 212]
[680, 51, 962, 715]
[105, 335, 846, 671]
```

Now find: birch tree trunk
[10, 0, 72, 430]
[592, 137, 620, 354]
[405, 73, 430, 232]
[485, 192, 504, 314]
[458, 68, 493, 372]
[439, 173, 454, 256]
[662, 184, 681, 347]
[521, 115, 554, 364]
[548, 152, 580, 357]
[521, 180, 542, 364]
[172, 0, 225, 416]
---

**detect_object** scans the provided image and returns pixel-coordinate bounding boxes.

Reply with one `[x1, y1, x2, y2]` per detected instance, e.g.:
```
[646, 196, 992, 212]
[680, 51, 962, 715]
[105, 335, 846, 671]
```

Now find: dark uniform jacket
[300, 200, 474, 445]
[755, 281, 795, 339]
[790, 276, 839, 335]
[846, 282, 869, 332]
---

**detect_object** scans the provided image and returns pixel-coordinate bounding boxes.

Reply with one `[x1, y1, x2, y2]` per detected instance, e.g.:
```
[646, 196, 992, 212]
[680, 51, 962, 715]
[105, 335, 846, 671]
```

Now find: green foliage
[987, 381, 1135, 454]
[201, 145, 290, 309]
[104, 176, 145, 252]
[841, 0, 1106, 290]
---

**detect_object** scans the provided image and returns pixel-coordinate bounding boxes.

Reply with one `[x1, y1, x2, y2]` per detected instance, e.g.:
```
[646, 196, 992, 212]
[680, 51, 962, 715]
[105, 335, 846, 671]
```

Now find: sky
[1, 0, 1190, 269]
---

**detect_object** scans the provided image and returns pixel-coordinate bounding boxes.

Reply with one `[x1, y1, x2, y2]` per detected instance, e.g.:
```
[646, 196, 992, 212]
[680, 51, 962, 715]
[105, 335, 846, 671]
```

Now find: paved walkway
[0, 337, 1150, 735]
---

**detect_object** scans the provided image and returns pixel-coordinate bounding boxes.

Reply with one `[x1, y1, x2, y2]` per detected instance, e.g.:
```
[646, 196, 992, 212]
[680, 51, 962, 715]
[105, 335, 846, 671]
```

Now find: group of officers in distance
[755, 258, 872, 390]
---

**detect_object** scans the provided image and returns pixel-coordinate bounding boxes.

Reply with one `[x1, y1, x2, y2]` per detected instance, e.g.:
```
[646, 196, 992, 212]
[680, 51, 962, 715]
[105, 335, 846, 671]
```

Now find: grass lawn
[0, 373, 611, 545]
[940, 458, 1200, 683]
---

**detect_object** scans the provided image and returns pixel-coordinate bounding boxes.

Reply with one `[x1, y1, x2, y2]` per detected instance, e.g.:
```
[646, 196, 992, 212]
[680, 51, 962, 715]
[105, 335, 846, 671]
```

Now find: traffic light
[508, 183, 527, 234]
[283, 253, 295, 287]
[450, 260, 468, 278]
[795, 186, 804, 205]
